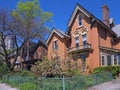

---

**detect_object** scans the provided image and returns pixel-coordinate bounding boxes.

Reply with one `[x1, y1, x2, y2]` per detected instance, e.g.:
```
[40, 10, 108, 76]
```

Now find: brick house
[46, 3, 120, 73]
[10, 41, 47, 70]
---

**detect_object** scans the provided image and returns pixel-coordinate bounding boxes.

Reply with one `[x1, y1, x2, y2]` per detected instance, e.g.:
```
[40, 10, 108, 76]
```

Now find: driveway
[0, 83, 18, 90]
[87, 78, 120, 90]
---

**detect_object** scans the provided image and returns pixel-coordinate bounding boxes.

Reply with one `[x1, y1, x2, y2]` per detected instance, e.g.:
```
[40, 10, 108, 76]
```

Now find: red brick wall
[47, 33, 67, 61]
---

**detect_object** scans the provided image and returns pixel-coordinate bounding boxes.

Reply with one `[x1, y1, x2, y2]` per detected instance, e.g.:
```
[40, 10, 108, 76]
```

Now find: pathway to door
[0, 83, 18, 90]
[88, 78, 120, 90]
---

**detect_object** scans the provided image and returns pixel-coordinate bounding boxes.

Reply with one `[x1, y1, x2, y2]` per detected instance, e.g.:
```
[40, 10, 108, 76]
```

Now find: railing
[67, 43, 91, 52]
[2, 73, 112, 90]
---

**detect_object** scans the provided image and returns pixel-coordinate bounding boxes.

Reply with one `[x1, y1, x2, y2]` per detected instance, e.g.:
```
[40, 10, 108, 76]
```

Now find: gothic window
[78, 16, 82, 26]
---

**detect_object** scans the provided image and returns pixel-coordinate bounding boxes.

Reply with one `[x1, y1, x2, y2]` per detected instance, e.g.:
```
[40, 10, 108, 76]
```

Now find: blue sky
[0, 0, 120, 32]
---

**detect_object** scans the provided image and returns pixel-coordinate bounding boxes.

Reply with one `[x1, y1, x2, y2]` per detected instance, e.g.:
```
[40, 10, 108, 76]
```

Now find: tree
[63, 55, 82, 76]
[0, 8, 19, 71]
[12, 0, 53, 60]
[31, 57, 63, 77]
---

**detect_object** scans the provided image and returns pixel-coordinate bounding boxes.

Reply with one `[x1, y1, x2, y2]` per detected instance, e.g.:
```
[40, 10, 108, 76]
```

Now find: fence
[2, 73, 112, 90]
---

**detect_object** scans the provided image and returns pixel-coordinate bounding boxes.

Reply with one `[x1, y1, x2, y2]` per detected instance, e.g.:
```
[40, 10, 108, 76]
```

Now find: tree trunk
[26, 40, 29, 61]
[10, 35, 19, 71]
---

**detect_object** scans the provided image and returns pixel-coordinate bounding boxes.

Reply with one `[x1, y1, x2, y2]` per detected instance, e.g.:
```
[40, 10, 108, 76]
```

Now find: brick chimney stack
[102, 5, 110, 27]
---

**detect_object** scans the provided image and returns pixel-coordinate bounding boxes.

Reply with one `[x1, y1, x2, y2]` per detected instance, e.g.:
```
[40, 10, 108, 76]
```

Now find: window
[101, 55, 105, 66]
[114, 54, 118, 65]
[75, 37, 79, 48]
[53, 40, 58, 51]
[107, 55, 112, 66]
[118, 55, 120, 65]
[36, 51, 38, 59]
[101, 53, 119, 66]
[78, 16, 82, 26]
[82, 34, 87, 47]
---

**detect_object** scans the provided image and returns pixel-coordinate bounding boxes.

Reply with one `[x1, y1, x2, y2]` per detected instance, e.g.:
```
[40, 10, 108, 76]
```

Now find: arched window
[78, 16, 82, 26]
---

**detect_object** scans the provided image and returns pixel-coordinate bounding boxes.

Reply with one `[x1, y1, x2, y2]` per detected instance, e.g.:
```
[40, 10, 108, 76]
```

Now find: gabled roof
[46, 28, 70, 45]
[67, 3, 117, 36]
[67, 3, 91, 27]
[112, 24, 120, 37]
[8, 41, 47, 58]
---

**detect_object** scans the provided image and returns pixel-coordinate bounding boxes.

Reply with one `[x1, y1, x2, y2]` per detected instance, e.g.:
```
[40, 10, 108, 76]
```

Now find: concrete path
[87, 78, 120, 90]
[0, 83, 18, 90]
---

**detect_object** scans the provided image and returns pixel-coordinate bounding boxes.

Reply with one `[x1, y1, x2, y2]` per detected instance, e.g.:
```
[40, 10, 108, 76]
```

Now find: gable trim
[67, 3, 117, 36]
[46, 28, 70, 45]
[67, 3, 91, 27]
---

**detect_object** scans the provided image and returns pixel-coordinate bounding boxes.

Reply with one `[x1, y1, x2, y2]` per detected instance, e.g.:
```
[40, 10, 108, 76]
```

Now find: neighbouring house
[9, 41, 47, 70]
[46, 3, 120, 73]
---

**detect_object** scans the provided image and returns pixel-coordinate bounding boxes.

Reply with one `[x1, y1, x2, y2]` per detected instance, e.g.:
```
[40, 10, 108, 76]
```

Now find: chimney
[102, 5, 110, 27]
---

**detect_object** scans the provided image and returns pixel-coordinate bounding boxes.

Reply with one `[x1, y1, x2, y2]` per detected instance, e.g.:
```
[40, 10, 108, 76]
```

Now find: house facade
[10, 41, 47, 70]
[46, 4, 120, 73]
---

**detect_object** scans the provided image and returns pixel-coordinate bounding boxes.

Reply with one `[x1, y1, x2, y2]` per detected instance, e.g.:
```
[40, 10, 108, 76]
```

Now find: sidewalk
[0, 83, 18, 90]
[87, 78, 120, 90]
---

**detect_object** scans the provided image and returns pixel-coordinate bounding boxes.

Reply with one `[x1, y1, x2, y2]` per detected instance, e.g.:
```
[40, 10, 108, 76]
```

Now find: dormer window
[78, 16, 82, 26]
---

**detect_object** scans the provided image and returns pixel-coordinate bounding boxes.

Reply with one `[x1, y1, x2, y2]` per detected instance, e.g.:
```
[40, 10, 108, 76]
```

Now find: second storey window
[53, 40, 58, 51]
[82, 34, 87, 46]
[78, 16, 82, 26]
[75, 37, 79, 48]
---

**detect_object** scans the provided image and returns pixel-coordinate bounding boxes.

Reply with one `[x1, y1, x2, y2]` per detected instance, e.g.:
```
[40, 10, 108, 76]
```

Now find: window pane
[102, 56, 105, 65]
[76, 43, 79, 48]
[83, 41, 87, 46]
[114, 54, 118, 65]
[101, 56, 105, 66]
[53, 40, 58, 50]
[75, 37, 79, 43]
[79, 17, 82, 26]
[75, 37, 79, 47]
[107, 55, 112, 66]
[118, 55, 120, 65]
[82, 34, 87, 41]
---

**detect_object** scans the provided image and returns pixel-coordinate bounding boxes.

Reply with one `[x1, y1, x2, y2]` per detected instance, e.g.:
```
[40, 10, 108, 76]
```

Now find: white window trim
[101, 55, 107, 66]
[113, 54, 118, 66]
[78, 15, 83, 27]
[101, 53, 119, 66]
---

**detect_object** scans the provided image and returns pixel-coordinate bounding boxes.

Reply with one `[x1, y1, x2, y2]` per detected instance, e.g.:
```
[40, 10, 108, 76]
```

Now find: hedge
[93, 66, 120, 78]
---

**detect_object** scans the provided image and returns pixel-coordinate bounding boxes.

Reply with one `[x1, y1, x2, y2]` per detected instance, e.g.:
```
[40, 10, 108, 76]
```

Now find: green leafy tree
[12, 0, 53, 60]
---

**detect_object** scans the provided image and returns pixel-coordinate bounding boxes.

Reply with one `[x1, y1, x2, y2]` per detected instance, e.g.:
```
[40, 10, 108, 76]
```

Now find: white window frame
[74, 36, 79, 48]
[101, 55, 106, 66]
[113, 54, 118, 66]
[101, 53, 119, 66]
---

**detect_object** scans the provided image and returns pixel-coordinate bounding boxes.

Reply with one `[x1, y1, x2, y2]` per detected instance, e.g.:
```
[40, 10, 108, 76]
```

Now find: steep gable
[66, 3, 117, 36]
[46, 28, 70, 45]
